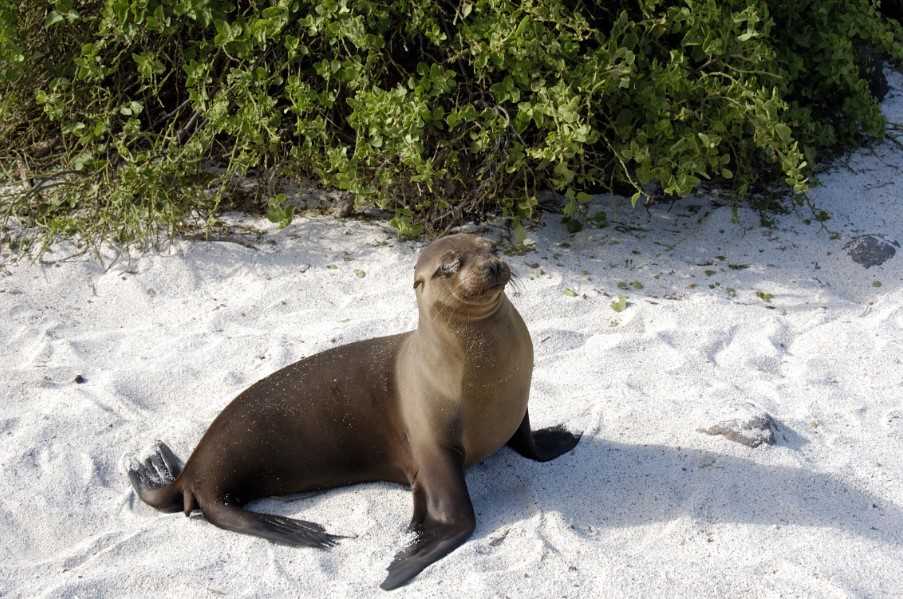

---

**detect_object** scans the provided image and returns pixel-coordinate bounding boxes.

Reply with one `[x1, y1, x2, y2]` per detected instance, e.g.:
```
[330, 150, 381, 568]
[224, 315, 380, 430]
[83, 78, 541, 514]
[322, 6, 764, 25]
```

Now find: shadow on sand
[466, 435, 902, 547]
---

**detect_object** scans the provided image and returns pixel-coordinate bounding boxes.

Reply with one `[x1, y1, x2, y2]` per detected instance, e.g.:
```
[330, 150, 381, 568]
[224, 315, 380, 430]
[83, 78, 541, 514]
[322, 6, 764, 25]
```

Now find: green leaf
[590, 211, 608, 228]
[46, 11, 65, 26]
[71, 151, 93, 171]
[266, 194, 294, 228]
[563, 216, 583, 234]
[389, 211, 424, 240]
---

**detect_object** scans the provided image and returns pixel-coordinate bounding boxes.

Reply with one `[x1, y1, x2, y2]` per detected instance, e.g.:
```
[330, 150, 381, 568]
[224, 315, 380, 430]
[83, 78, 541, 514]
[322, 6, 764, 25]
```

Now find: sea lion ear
[413, 278, 423, 289]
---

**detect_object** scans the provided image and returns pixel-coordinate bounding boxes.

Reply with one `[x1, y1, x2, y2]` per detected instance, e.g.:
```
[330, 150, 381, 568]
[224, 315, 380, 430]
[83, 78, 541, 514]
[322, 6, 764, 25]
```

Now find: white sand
[3, 71, 903, 598]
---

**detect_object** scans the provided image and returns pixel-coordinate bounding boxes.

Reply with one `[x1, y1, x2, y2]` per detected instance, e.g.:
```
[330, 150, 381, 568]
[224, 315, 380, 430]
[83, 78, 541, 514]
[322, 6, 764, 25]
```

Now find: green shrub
[1, 0, 901, 250]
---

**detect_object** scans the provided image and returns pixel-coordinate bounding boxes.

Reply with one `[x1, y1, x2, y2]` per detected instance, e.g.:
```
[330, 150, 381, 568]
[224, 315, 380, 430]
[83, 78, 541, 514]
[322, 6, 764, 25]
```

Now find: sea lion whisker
[507, 269, 525, 294]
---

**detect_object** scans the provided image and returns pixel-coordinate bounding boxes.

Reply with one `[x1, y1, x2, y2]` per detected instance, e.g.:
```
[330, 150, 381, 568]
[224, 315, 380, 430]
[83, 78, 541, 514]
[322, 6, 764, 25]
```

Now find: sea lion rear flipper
[128, 440, 184, 513]
[201, 503, 344, 550]
[506, 409, 581, 462]
[381, 446, 475, 591]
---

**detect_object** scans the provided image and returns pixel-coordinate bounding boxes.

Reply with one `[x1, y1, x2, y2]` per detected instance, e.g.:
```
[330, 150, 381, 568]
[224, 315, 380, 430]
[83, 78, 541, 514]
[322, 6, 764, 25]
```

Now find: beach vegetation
[1, 0, 901, 251]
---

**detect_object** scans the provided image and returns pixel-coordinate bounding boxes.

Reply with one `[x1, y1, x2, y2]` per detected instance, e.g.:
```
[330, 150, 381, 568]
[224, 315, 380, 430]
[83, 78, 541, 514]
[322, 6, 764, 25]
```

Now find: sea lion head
[413, 234, 511, 318]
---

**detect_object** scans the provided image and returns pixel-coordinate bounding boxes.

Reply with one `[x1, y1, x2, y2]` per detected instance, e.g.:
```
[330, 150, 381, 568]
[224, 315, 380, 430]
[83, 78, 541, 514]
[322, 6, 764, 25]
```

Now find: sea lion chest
[449, 308, 534, 465]
[398, 303, 534, 465]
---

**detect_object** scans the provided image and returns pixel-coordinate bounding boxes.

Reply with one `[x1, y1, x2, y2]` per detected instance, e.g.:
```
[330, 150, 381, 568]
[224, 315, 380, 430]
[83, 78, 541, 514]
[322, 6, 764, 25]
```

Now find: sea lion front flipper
[381, 446, 475, 591]
[506, 409, 581, 462]
[201, 502, 344, 549]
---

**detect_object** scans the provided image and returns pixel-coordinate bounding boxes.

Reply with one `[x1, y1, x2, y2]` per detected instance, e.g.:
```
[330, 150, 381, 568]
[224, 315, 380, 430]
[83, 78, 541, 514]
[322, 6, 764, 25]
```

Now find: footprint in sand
[533, 329, 588, 353]
[0, 417, 18, 436]
[885, 410, 903, 439]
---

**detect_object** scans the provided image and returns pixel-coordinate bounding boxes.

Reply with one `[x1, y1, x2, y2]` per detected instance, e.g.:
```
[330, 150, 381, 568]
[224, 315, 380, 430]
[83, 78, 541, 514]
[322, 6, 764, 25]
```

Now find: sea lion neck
[415, 293, 508, 349]
[421, 292, 506, 325]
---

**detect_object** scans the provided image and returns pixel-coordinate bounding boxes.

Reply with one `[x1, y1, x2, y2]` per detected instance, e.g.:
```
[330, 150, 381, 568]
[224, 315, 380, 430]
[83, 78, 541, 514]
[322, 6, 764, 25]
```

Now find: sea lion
[128, 233, 580, 590]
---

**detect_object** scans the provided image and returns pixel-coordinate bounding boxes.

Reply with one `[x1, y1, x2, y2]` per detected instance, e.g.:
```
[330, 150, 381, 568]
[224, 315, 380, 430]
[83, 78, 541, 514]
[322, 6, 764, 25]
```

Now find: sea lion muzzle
[478, 257, 511, 290]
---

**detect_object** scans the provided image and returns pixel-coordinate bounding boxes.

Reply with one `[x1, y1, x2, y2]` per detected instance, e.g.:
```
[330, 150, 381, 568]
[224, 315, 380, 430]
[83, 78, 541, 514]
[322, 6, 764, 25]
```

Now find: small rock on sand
[698, 403, 778, 448]
[844, 235, 898, 268]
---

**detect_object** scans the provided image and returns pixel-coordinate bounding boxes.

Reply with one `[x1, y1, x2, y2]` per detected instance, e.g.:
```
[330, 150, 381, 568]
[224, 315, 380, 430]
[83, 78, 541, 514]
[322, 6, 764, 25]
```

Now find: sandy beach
[1, 70, 902, 598]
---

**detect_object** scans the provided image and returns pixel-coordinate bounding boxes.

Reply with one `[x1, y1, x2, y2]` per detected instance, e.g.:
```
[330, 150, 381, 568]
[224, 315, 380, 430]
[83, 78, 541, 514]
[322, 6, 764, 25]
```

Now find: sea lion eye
[413, 278, 424, 289]
[433, 256, 462, 278]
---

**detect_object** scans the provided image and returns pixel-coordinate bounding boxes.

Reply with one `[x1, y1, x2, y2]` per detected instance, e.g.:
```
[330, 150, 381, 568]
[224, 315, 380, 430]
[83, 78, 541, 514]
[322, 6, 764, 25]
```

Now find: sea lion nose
[484, 258, 509, 282]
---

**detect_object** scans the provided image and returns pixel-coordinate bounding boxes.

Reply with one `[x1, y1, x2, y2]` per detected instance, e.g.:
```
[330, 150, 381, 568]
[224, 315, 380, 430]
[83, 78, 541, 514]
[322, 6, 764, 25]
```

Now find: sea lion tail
[128, 440, 186, 514]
